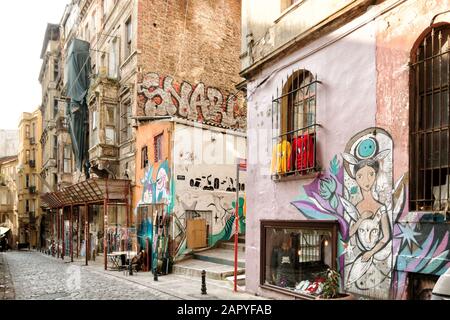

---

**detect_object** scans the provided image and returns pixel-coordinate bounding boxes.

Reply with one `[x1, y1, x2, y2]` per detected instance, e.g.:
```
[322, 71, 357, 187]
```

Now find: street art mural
[136, 160, 246, 258]
[291, 128, 407, 299]
[392, 212, 450, 299]
[137, 73, 246, 130]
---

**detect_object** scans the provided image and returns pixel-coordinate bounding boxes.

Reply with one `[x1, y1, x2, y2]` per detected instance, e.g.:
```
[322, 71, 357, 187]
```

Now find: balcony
[29, 160, 36, 168]
[29, 137, 36, 145]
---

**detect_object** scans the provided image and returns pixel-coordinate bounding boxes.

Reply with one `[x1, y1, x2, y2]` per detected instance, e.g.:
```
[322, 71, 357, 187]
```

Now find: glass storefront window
[261, 220, 338, 298]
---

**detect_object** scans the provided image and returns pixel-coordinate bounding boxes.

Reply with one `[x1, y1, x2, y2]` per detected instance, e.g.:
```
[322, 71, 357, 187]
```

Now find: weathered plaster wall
[133, 121, 173, 221]
[173, 123, 247, 251]
[246, 14, 378, 298]
[376, 0, 450, 300]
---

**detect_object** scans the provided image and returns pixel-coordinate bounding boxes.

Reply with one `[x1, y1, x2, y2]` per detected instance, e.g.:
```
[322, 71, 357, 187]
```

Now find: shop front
[260, 220, 338, 299]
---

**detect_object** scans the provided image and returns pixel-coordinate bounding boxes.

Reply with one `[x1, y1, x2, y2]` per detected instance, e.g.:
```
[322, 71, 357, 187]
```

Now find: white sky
[0, 0, 69, 130]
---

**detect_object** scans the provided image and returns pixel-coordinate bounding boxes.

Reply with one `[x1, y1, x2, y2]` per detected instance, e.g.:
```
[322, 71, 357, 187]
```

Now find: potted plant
[317, 268, 354, 300]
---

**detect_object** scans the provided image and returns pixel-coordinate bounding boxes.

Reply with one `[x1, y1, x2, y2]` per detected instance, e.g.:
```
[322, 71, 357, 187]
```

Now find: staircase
[173, 235, 246, 286]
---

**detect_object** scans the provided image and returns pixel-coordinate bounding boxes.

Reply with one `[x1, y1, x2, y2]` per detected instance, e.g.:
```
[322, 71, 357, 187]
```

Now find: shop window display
[261, 220, 338, 298]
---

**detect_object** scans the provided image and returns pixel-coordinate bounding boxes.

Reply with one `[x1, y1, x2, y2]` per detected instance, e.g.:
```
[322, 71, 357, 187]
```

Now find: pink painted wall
[246, 14, 378, 298]
[376, 0, 449, 193]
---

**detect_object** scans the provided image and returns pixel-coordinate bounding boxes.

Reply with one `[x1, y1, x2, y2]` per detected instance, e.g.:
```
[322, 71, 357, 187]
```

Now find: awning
[41, 178, 131, 209]
[0, 227, 10, 237]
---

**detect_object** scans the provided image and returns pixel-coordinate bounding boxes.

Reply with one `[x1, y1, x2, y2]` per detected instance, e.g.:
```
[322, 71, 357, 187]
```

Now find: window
[261, 220, 338, 298]
[91, 11, 96, 39]
[54, 58, 59, 81]
[105, 106, 116, 145]
[120, 101, 132, 143]
[271, 69, 319, 178]
[64, 145, 72, 173]
[31, 123, 35, 139]
[25, 125, 30, 138]
[54, 99, 59, 118]
[141, 146, 148, 168]
[154, 133, 163, 163]
[25, 200, 29, 212]
[125, 17, 132, 58]
[103, 0, 108, 19]
[25, 150, 30, 164]
[410, 25, 450, 213]
[25, 174, 29, 188]
[85, 23, 90, 41]
[53, 135, 58, 160]
[108, 39, 118, 78]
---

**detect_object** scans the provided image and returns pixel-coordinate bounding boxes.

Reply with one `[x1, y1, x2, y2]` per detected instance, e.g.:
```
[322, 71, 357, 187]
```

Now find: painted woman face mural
[341, 130, 395, 298]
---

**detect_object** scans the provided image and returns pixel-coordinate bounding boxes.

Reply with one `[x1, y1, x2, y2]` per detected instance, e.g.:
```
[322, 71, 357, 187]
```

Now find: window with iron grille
[154, 133, 163, 163]
[120, 101, 132, 143]
[410, 25, 450, 214]
[141, 146, 148, 169]
[271, 69, 319, 178]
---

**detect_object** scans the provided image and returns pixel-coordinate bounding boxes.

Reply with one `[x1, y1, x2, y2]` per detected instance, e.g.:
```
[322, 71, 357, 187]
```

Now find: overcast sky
[0, 0, 68, 130]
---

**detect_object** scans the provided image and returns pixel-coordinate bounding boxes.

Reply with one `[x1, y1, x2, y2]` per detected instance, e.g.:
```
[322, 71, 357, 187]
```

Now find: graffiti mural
[291, 128, 406, 299]
[187, 174, 245, 192]
[137, 73, 246, 130]
[392, 212, 450, 299]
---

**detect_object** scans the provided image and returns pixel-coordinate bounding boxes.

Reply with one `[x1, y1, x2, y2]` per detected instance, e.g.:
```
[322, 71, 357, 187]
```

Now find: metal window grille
[272, 69, 320, 178]
[410, 25, 450, 214]
[141, 146, 148, 168]
[120, 101, 131, 143]
[154, 134, 163, 163]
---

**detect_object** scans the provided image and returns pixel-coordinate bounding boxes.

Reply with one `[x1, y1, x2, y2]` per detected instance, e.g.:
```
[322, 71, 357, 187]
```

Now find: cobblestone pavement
[2, 251, 180, 300]
[0, 252, 15, 299]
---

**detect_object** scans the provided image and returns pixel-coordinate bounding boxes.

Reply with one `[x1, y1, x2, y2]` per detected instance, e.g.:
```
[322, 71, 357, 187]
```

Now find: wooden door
[186, 219, 207, 249]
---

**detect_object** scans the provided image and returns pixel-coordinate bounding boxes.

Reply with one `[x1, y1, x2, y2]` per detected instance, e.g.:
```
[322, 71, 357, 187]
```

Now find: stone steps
[193, 248, 245, 268]
[217, 241, 245, 252]
[172, 259, 245, 280]
[173, 235, 246, 282]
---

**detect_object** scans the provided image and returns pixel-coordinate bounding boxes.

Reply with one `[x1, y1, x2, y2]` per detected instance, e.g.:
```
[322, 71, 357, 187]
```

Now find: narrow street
[1, 251, 179, 300]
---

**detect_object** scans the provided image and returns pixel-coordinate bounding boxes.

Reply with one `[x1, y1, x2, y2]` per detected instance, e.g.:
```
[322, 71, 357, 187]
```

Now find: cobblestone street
[1, 251, 180, 300]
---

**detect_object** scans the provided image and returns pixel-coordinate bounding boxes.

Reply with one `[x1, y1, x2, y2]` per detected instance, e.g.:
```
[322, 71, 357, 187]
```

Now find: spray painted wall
[245, 13, 378, 299]
[172, 123, 247, 254]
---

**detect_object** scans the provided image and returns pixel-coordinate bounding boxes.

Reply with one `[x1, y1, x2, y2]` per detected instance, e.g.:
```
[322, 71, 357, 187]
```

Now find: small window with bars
[410, 25, 450, 214]
[271, 69, 320, 178]
[154, 133, 163, 163]
[141, 146, 148, 169]
[120, 101, 132, 143]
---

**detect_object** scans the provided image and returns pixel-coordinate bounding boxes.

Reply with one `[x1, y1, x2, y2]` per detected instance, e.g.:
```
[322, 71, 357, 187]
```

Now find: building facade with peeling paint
[241, 0, 450, 300]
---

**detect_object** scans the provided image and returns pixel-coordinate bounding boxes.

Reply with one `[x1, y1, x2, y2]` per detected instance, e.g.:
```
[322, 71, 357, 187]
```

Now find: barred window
[154, 134, 163, 163]
[272, 69, 319, 178]
[410, 24, 450, 213]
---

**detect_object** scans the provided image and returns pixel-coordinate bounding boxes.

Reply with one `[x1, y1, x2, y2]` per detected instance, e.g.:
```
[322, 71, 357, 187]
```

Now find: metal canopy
[41, 178, 131, 208]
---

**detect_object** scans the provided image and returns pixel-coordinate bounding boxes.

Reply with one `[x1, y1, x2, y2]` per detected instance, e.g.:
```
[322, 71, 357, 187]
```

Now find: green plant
[321, 268, 341, 299]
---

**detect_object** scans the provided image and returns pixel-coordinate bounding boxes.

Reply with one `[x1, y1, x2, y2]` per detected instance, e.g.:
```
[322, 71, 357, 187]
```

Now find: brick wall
[137, 0, 242, 94]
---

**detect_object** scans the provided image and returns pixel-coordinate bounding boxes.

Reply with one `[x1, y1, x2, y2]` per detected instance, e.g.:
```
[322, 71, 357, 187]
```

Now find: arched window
[272, 69, 318, 178]
[410, 24, 450, 213]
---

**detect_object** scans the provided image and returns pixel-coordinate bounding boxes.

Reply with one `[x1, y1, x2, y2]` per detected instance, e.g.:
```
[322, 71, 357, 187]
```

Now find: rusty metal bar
[85, 204, 88, 266]
[61, 208, 65, 260]
[70, 205, 73, 262]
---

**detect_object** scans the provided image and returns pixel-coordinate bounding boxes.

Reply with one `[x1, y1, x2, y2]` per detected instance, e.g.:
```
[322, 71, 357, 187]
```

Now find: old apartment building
[0, 156, 18, 248]
[242, 0, 450, 300]
[17, 110, 42, 249]
[40, 0, 246, 277]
